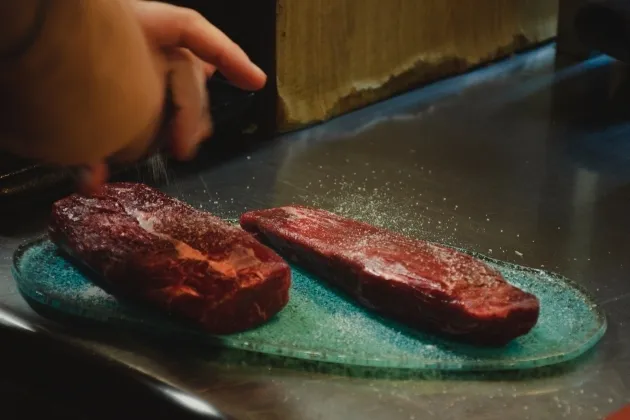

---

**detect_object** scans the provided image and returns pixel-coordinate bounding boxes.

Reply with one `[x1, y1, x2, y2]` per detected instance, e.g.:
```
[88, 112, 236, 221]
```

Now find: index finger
[134, 2, 267, 90]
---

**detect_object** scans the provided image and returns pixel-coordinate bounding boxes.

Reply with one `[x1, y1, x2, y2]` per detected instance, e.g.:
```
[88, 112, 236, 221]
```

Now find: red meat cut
[240, 205, 540, 346]
[49, 183, 291, 334]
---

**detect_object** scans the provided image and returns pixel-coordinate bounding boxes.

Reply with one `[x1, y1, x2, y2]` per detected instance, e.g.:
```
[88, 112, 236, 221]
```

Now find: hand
[80, 1, 266, 193]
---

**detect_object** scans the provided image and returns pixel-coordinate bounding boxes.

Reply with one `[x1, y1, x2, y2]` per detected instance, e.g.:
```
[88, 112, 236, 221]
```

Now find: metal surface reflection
[0, 303, 229, 419]
[160, 386, 226, 418]
[0, 305, 35, 332]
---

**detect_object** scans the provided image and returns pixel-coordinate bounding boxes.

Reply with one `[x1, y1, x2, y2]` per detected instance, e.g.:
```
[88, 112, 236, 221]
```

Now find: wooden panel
[276, 0, 558, 131]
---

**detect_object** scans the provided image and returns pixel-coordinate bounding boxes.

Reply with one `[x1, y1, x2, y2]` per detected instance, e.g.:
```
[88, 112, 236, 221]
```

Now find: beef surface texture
[241, 206, 540, 346]
[49, 183, 291, 334]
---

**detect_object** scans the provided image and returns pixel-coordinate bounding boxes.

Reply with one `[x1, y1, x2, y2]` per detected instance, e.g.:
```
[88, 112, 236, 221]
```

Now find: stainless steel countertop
[2, 44, 630, 419]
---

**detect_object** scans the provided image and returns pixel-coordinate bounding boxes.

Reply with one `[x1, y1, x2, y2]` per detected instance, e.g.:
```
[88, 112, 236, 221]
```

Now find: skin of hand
[86, 2, 268, 189]
[0, 1, 266, 194]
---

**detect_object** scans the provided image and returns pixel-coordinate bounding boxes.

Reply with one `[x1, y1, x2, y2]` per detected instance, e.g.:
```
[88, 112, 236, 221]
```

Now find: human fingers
[76, 162, 109, 196]
[133, 2, 266, 90]
[204, 62, 216, 76]
[167, 48, 213, 161]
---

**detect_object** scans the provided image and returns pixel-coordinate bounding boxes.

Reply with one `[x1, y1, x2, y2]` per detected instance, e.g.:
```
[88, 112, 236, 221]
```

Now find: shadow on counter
[550, 40, 630, 179]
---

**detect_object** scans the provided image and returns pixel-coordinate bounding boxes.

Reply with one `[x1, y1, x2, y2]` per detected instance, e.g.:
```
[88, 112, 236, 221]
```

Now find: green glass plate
[12, 236, 606, 372]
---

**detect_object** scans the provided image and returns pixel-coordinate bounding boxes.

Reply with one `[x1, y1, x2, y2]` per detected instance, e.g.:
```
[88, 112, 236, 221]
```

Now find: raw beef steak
[240, 205, 539, 346]
[49, 183, 291, 334]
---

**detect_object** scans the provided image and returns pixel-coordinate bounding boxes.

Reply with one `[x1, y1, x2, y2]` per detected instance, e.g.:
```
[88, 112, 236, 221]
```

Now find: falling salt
[246, 156, 251, 160]
[515, 251, 523, 257]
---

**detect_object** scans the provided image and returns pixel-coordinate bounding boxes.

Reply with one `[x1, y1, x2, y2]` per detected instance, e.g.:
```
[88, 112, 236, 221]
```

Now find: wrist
[0, 0, 168, 166]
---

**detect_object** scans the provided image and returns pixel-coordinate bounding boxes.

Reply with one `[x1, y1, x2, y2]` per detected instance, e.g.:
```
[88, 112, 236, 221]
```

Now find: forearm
[0, 0, 164, 165]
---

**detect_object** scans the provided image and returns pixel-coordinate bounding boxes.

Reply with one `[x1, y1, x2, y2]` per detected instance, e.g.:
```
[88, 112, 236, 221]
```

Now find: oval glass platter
[12, 236, 606, 372]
